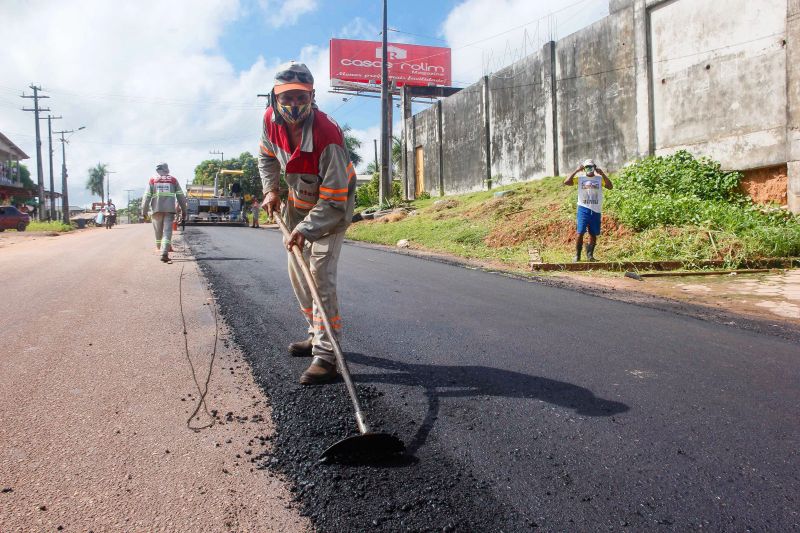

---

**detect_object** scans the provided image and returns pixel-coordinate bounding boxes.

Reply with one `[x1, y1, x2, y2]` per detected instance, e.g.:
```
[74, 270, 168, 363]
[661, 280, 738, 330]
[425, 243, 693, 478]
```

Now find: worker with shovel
[259, 61, 356, 385]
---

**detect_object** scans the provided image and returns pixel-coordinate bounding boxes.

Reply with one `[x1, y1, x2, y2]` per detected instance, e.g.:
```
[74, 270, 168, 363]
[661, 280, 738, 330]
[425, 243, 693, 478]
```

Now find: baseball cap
[582, 159, 596, 167]
[273, 61, 314, 95]
[156, 162, 169, 172]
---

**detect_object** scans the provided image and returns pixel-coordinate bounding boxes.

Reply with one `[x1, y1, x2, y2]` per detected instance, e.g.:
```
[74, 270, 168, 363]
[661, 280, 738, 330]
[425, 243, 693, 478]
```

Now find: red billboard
[330, 39, 451, 87]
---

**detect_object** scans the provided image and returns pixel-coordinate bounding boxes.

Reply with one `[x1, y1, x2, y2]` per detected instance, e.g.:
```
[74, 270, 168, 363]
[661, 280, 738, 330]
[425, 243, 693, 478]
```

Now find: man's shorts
[576, 206, 601, 236]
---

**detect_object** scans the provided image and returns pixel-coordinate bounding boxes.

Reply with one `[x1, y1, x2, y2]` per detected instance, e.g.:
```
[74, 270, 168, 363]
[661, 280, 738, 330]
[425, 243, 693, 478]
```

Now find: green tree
[392, 135, 402, 175]
[120, 197, 142, 223]
[361, 136, 401, 175]
[86, 163, 107, 202]
[10, 162, 34, 189]
[342, 124, 362, 167]
[7, 162, 35, 206]
[193, 152, 264, 199]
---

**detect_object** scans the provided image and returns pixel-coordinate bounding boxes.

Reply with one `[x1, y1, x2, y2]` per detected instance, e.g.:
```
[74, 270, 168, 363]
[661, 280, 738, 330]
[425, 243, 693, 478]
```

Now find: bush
[26, 221, 73, 233]
[605, 151, 800, 260]
[615, 150, 742, 202]
[355, 172, 402, 208]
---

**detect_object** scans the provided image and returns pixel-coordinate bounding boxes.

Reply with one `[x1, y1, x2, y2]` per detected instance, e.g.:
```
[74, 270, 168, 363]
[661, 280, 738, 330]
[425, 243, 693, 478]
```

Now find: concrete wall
[555, 9, 638, 174]
[786, 0, 800, 211]
[649, 0, 788, 169]
[403, 0, 799, 211]
[440, 83, 488, 194]
[489, 48, 549, 185]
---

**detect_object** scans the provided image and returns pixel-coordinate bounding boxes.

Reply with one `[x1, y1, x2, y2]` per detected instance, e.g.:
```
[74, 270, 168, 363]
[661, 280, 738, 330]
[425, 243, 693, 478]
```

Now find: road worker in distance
[141, 162, 187, 264]
[259, 61, 356, 385]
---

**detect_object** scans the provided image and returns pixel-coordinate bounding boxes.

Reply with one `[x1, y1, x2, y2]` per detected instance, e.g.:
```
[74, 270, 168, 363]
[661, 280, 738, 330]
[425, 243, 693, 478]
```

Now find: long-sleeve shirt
[258, 107, 356, 241]
[141, 174, 188, 216]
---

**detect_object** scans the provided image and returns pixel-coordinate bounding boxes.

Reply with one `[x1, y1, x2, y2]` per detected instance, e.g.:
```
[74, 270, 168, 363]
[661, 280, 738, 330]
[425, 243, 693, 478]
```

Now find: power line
[1, 83, 264, 110]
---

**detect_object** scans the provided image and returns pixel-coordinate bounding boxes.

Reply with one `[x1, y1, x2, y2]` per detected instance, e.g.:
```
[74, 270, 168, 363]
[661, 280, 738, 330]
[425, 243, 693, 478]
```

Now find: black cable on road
[179, 262, 219, 431]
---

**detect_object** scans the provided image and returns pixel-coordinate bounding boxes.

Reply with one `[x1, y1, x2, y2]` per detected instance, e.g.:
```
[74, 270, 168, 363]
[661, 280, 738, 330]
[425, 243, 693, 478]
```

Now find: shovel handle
[274, 215, 369, 435]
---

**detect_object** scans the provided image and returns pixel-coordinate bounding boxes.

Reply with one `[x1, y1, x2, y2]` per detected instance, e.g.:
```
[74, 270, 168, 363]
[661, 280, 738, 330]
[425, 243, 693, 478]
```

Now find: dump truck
[184, 169, 247, 226]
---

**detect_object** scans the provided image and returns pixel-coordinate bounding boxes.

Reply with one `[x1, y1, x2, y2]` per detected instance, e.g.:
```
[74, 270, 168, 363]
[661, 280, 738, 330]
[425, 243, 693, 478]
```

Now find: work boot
[288, 337, 313, 357]
[586, 244, 597, 262]
[299, 357, 338, 385]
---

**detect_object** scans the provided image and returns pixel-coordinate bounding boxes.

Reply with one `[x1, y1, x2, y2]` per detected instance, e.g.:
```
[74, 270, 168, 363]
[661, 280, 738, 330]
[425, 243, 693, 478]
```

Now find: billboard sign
[330, 39, 451, 87]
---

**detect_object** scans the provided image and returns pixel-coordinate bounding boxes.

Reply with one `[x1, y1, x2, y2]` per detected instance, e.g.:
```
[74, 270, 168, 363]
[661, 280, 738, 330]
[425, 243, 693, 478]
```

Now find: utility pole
[374, 139, 379, 174]
[43, 115, 62, 221]
[105, 170, 116, 205]
[21, 85, 50, 221]
[124, 189, 136, 224]
[379, 0, 391, 205]
[54, 126, 86, 225]
[210, 150, 224, 167]
[210, 150, 224, 196]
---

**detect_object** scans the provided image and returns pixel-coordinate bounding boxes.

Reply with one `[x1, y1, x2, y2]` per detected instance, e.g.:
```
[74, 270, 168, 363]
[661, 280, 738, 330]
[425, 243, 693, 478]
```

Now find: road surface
[186, 225, 799, 532]
[0, 226, 307, 532]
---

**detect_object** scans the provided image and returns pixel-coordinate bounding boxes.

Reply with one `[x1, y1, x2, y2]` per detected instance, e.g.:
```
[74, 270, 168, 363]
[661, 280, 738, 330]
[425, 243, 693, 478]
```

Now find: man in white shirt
[563, 159, 613, 262]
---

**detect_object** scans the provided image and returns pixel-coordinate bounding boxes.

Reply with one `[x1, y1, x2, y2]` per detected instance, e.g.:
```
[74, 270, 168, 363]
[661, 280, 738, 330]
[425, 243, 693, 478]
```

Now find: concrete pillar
[482, 76, 492, 189]
[542, 41, 559, 177]
[609, 0, 633, 13]
[410, 114, 417, 199]
[401, 86, 412, 200]
[633, 0, 653, 157]
[787, 0, 800, 212]
[436, 100, 444, 196]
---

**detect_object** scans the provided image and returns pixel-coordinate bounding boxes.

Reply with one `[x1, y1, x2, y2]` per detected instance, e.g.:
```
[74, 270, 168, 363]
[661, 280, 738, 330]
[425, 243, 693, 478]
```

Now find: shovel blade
[320, 433, 406, 464]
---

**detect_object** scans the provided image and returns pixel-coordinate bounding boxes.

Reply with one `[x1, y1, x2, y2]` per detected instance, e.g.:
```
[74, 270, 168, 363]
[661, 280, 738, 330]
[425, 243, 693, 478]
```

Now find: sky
[0, 0, 608, 208]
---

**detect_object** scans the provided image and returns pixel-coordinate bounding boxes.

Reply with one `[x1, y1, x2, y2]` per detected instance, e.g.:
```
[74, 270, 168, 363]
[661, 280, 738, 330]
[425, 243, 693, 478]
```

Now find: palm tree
[362, 136, 402, 175]
[86, 163, 107, 202]
[341, 124, 362, 167]
[392, 135, 402, 175]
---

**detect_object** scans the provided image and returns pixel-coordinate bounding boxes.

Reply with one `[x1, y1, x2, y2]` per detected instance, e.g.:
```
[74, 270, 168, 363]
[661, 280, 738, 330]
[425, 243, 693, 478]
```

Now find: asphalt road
[185, 225, 799, 532]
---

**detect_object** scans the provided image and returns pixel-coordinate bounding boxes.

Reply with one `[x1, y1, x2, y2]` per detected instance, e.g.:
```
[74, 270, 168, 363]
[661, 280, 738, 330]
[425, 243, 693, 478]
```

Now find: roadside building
[0, 132, 31, 205]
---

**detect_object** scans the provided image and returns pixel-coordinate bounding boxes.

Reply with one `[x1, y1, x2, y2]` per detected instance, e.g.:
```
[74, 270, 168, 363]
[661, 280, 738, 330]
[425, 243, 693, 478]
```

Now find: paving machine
[184, 169, 247, 226]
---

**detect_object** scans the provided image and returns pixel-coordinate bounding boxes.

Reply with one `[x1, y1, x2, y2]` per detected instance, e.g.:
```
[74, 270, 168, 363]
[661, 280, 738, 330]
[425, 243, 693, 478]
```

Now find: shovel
[274, 215, 406, 463]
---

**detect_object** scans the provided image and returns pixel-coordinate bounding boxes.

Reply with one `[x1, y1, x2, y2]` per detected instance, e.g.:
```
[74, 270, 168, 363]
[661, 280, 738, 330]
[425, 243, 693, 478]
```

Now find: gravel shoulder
[0, 225, 308, 532]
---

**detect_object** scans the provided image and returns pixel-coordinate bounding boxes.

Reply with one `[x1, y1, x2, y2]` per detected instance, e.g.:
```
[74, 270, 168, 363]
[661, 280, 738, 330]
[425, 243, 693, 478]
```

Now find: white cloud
[0, 0, 292, 207]
[338, 17, 380, 41]
[442, 0, 609, 85]
[258, 0, 318, 28]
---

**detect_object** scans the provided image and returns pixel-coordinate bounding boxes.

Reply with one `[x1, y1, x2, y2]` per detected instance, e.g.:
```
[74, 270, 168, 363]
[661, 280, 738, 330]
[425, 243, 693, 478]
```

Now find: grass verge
[25, 221, 74, 233]
[347, 154, 800, 273]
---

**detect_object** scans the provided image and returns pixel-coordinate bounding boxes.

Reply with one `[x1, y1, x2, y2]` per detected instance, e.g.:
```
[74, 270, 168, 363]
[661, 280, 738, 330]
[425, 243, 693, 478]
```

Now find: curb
[530, 258, 800, 272]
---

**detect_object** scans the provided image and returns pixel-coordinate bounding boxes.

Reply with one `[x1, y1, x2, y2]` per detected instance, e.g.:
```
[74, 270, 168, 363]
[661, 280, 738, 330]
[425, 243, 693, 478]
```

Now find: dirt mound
[740, 165, 788, 205]
[484, 208, 633, 248]
[465, 196, 523, 220]
[379, 210, 407, 223]
[430, 199, 459, 212]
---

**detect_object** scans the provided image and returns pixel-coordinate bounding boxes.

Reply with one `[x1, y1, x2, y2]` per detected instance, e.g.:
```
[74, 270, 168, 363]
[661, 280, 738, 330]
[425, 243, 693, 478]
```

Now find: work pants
[151, 212, 175, 257]
[286, 218, 345, 366]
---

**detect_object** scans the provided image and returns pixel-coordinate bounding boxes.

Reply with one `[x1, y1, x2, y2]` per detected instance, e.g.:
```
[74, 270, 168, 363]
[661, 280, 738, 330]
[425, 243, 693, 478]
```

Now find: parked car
[0, 205, 31, 232]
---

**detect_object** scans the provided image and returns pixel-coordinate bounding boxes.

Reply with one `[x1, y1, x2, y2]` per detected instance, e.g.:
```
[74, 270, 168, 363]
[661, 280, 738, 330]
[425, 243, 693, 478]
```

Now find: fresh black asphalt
[184, 226, 799, 532]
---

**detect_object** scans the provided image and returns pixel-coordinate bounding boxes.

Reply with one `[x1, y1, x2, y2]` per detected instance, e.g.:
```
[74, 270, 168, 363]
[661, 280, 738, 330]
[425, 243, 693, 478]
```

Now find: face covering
[277, 102, 312, 124]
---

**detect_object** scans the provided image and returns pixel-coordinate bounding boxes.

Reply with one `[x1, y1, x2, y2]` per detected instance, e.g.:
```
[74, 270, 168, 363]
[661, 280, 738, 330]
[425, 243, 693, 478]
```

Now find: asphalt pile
[188, 234, 522, 532]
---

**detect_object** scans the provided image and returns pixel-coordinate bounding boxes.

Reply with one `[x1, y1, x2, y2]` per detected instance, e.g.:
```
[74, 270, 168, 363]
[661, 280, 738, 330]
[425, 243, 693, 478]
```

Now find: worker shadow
[346, 352, 629, 455]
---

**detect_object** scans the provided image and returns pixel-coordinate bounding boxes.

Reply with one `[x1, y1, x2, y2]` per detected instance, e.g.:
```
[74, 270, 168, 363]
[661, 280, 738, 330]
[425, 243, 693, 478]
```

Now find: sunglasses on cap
[275, 69, 313, 84]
